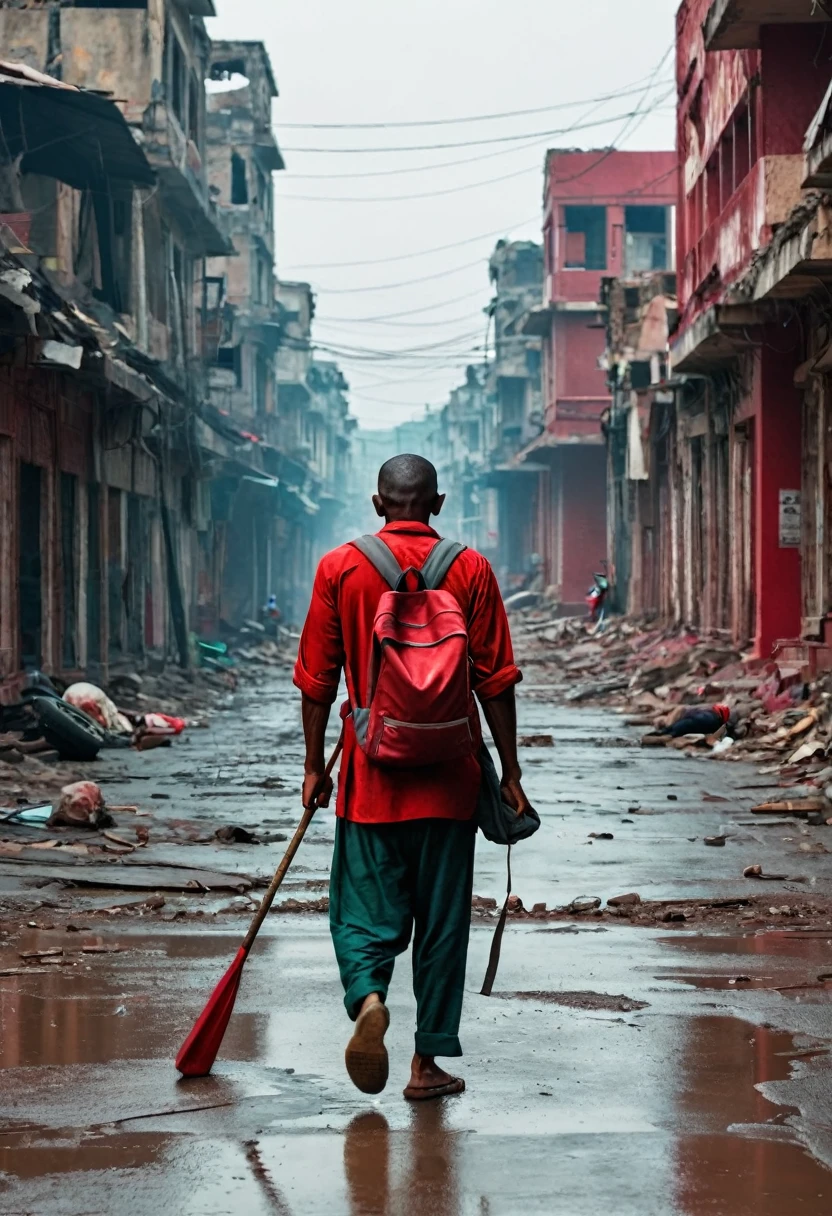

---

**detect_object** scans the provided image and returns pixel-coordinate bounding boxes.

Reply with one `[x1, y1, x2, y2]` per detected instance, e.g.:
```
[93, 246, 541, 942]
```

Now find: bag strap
[351, 535, 404, 589]
[480, 845, 511, 997]
[420, 538, 466, 590]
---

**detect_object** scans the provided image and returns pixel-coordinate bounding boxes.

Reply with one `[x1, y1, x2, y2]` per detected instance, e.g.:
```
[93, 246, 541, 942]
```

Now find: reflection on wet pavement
[674, 1017, 832, 1214]
[1, 672, 832, 1212]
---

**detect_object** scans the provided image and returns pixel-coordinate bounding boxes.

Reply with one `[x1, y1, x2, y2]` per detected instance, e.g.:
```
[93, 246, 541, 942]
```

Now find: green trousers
[329, 816, 476, 1058]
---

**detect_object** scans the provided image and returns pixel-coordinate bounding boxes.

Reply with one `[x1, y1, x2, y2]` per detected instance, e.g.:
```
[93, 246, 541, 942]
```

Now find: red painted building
[671, 0, 832, 658]
[523, 150, 676, 610]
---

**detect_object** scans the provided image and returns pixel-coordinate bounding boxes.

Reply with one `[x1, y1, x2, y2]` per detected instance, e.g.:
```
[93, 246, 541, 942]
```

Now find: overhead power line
[281, 104, 670, 155]
[278, 76, 674, 130]
[281, 213, 539, 270]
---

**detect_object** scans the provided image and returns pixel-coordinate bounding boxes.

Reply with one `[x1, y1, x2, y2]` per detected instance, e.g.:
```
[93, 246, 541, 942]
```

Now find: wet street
[1, 670, 832, 1214]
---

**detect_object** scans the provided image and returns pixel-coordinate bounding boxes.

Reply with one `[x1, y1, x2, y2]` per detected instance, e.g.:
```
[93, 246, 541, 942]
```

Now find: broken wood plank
[0, 859, 252, 893]
[751, 799, 828, 816]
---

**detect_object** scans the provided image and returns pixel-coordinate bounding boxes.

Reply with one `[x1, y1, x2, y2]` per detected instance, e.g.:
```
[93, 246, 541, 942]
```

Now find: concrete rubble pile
[511, 609, 832, 800]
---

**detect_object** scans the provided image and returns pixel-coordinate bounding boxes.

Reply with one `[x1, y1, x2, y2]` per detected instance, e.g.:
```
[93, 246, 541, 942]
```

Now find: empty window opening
[208, 58, 250, 93]
[231, 152, 248, 205]
[563, 206, 607, 270]
[624, 206, 669, 274]
[188, 73, 200, 145]
[168, 32, 185, 125]
[216, 345, 242, 386]
[19, 463, 42, 669]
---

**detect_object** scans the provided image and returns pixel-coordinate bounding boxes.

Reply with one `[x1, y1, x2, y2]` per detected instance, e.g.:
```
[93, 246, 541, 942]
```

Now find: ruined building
[666, 0, 832, 662]
[0, 4, 353, 690]
[523, 150, 676, 611]
[483, 239, 544, 586]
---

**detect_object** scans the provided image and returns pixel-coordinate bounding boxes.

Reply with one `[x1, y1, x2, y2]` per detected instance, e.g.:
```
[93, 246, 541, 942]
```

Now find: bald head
[373, 453, 445, 524]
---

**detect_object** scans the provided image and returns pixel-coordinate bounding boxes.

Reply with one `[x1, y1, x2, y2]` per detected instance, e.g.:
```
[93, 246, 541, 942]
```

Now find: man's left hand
[302, 771, 333, 810]
[500, 773, 534, 817]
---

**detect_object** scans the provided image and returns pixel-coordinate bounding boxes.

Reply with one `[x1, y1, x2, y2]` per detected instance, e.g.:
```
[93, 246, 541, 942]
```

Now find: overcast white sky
[208, 0, 679, 429]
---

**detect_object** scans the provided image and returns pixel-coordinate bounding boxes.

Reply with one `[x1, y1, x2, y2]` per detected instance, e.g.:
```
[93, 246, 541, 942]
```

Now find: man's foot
[403, 1053, 465, 1101]
[345, 994, 390, 1094]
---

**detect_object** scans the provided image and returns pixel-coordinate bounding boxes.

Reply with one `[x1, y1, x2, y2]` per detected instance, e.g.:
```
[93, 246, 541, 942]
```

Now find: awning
[0, 61, 154, 189]
[515, 429, 605, 462]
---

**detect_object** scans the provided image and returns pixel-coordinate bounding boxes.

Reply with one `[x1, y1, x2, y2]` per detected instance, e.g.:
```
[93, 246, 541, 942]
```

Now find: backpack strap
[350, 535, 404, 589]
[420, 538, 466, 590]
[480, 846, 511, 997]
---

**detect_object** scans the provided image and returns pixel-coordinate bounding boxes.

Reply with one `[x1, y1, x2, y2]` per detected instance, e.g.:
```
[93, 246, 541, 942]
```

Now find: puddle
[672, 1016, 832, 1213]
[0, 931, 267, 1067]
[661, 930, 832, 960]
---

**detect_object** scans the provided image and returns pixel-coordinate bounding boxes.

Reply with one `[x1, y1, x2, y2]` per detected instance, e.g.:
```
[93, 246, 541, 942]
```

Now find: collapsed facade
[604, 0, 832, 672]
[0, 7, 353, 691]
[483, 239, 544, 585]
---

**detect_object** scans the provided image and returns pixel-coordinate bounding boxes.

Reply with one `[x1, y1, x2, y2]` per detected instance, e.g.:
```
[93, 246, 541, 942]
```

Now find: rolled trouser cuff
[344, 977, 388, 1022]
[415, 1031, 462, 1058]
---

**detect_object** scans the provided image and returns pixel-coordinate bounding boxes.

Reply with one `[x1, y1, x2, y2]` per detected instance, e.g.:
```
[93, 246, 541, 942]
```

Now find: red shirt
[294, 521, 522, 824]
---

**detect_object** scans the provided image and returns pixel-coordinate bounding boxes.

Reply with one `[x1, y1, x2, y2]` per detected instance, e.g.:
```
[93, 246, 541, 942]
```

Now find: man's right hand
[500, 771, 534, 817]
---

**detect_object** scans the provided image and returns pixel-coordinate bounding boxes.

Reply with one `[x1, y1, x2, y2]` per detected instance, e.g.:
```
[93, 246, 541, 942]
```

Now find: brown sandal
[345, 1001, 390, 1094]
[403, 1077, 465, 1101]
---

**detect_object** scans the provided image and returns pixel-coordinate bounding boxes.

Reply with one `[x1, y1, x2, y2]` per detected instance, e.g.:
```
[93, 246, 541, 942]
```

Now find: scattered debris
[704, 835, 727, 847]
[498, 990, 649, 1012]
[215, 825, 259, 844]
[569, 896, 602, 913]
[607, 892, 641, 907]
[48, 782, 113, 830]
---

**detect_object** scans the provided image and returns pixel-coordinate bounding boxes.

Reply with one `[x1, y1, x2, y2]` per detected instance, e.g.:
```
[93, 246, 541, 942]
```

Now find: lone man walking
[294, 454, 530, 1099]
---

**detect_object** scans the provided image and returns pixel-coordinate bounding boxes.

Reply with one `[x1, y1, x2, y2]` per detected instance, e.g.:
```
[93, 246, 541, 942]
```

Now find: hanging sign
[779, 490, 801, 548]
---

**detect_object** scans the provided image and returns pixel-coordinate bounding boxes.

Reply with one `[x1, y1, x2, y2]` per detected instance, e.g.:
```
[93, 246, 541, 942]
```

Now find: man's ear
[372, 493, 386, 518]
[431, 493, 446, 517]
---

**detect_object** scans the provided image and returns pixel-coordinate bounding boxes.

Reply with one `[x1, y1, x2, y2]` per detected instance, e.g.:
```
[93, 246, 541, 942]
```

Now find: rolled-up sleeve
[466, 558, 522, 702]
[293, 558, 344, 705]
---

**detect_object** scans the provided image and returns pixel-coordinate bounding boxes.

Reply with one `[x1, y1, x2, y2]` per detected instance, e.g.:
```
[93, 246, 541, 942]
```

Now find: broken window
[171, 242, 189, 362]
[563, 206, 606, 270]
[512, 248, 540, 286]
[188, 73, 200, 146]
[61, 472, 77, 669]
[231, 153, 248, 205]
[144, 206, 167, 324]
[216, 345, 242, 386]
[110, 188, 132, 314]
[167, 30, 186, 126]
[500, 378, 526, 431]
[624, 206, 669, 274]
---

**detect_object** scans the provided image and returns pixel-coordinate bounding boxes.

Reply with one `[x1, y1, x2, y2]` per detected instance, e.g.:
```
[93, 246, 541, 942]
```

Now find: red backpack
[349, 534, 481, 768]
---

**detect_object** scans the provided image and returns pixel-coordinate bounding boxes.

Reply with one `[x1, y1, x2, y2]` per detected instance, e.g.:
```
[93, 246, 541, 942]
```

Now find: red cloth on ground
[294, 521, 522, 824]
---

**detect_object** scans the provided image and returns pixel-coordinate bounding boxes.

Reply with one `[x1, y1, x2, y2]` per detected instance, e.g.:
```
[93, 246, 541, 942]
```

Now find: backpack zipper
[383, 716, 471, 731]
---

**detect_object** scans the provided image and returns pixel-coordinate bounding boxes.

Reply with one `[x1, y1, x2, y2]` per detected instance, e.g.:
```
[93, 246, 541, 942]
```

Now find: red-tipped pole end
[175, 945, 248, 1077]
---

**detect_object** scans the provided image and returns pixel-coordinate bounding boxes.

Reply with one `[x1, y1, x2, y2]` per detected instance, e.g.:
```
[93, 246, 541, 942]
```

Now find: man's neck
[384, 514, 432, 527]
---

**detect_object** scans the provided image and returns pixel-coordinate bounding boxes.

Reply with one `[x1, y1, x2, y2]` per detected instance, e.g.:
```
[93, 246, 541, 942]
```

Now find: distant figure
[261, 593, 281, 638]
[294, 454, 532, 1100]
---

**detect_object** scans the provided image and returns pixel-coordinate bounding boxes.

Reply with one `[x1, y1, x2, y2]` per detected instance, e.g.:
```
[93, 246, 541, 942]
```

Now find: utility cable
[277, 75, 676, 130]
[280, 104, 673, 156]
